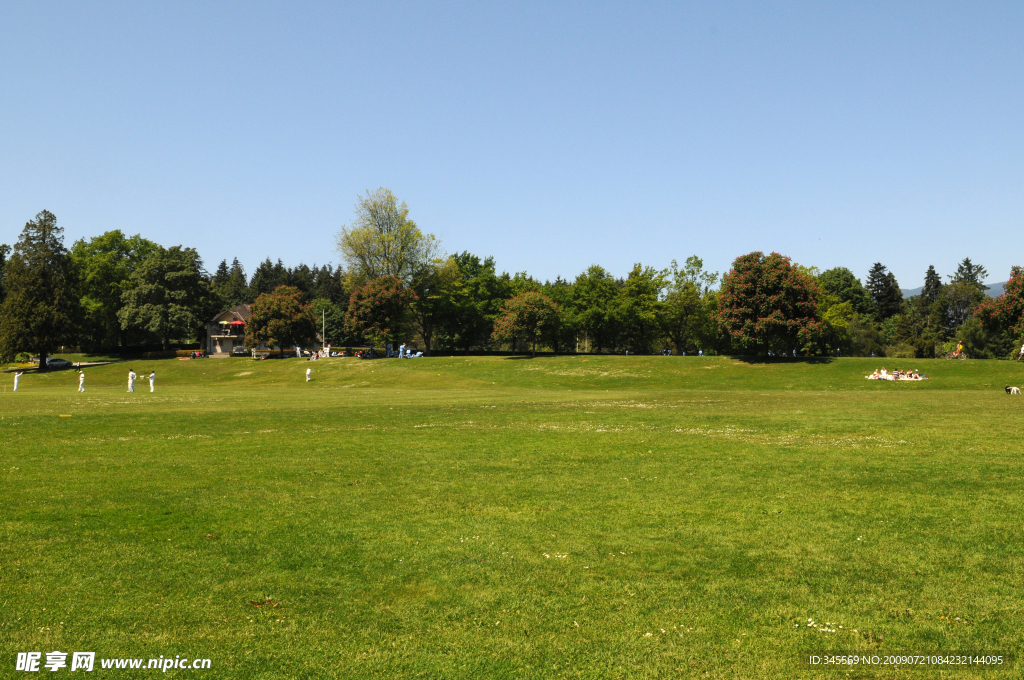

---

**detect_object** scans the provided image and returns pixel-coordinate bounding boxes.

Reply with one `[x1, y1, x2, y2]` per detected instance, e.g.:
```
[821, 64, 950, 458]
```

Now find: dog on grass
[1006, 386, 1021, 395]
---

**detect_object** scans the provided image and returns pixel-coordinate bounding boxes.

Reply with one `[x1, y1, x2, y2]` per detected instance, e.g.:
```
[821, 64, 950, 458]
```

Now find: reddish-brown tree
[717, 252, 824, 355]
[491, 291, 561, 356]
[975, 266, 1024, 336]
[344, 276, 417, 347]
[245, 285, 316, 350]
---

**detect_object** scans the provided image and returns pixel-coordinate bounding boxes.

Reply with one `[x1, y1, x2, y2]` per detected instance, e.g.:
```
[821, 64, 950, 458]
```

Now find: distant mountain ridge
[901, 282, 1005, 298]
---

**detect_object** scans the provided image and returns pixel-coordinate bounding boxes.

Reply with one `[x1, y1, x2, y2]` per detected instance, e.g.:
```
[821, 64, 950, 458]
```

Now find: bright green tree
[659, 256, 717, 354]
[817, 267, 873, 315]
[336, 188, 440, 284]
[616, 264, 666, 354]
[71, 230, 159, 349]
[0, 211, 81, 368]
[568, 265, 620, 353]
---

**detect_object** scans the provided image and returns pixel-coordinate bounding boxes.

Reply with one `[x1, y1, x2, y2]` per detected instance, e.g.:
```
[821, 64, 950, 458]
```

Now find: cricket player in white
[149, 371, 155, 392]
[128, 369, 136, 393]
[14, 371, 23, 391]
[78, 371, 85, 392]
[306, 367, 312, 382]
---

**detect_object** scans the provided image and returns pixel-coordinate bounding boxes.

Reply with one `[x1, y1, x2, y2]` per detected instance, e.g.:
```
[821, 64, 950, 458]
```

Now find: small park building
[206, 304, 250, 356]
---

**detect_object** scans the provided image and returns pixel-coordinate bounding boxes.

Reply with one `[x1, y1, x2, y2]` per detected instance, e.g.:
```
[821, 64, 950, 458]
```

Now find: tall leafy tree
[865, 263, 903, 320]
[491, 291, 561, 357]
[817, 267, 873, 315]
[118, 246, 215, 349]
[409, 258, 459, 355]
[616, 264, 666, 354]
[976, 266, 1024, 336]
[344, 276, 417, 347]
[246, 285, 317, 350]
[717, 251, 824, 355]
[336, 188, 440, 283]
[932, 282, 985, 335]
[438, 253, 511, 351]
[71, 231, 160, 349]
[659, 256, 718, 354]
[0, 211, 81, 367]
[568, 265, 620, 353]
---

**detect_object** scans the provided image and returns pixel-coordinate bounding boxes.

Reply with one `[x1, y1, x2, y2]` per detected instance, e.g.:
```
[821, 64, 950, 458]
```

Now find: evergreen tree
[211, 258, 249, 307]
[921, 265, 943, 307]
[249, 258, 286, 297]
[0, 243, 10, 305]
[286, 263, 315, 298]
[866, 263, 903, 320]
[0, 211, 81, 368]
[311, 264, 346, 306]
[225, 258, 249, 305]
[951, 258, 989, 293]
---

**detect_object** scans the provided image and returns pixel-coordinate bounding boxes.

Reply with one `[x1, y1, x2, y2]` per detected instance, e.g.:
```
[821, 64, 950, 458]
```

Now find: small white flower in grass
[644, 632, 652, 637]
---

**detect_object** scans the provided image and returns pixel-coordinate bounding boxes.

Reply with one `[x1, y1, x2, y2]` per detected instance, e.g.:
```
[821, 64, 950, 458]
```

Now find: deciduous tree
[568, 265, 620, 353]
[118, 246, 215, 349]
[336, 188, 439, 283]
[344, 276, 417, 347]
[717, 251, 824, 355]
[616, 264, 666, 354]
[71, 230, 159, 349]
[659, 256, 718, 354]
[491, 291, 561, 357]
[246, 285, 317, 350]
[976, 266, 1024, 337]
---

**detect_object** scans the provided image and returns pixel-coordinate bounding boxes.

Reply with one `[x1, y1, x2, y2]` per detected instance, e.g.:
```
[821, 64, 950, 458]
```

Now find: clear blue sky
[1, 2, 1021, 288]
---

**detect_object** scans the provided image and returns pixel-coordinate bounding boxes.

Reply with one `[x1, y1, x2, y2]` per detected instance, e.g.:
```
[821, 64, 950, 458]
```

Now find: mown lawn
[2, 355, 1023, 678]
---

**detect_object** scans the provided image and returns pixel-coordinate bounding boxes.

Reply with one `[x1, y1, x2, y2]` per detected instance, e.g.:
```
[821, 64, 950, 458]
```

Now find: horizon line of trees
[2, 192, 1022, 368]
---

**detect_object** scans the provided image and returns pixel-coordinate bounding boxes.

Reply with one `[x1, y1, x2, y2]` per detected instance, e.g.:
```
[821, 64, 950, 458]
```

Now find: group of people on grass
[10, 368, 155, 392]
[866, 367, 928, 381]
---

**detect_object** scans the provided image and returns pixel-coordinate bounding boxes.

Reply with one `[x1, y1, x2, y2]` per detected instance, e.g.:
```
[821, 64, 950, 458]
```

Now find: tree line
[1, 192, 1021, 368]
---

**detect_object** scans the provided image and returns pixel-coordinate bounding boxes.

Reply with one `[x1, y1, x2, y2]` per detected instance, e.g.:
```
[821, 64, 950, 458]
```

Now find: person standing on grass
[306, 367, 312, 382]
[78, 370, 85, 393]
[1018, 342, 1024, 360]
[13, 371, 24, 392]
[149, 371, 155, 392]
[128, 369, 136, 393]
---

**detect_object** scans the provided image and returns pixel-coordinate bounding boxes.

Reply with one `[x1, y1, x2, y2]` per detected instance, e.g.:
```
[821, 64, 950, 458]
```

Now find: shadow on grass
[729, 355, 836, 365]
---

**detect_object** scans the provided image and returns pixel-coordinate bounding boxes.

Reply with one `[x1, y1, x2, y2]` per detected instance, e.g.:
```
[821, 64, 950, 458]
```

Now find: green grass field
[3, 355, 1024, 678]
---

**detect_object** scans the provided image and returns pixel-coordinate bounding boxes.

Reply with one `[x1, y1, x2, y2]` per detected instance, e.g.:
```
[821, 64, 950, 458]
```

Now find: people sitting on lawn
[867, 366, 927, 380]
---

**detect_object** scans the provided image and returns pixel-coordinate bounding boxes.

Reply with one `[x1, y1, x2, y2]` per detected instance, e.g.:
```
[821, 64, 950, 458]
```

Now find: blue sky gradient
[1, 2, 1021, 288]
